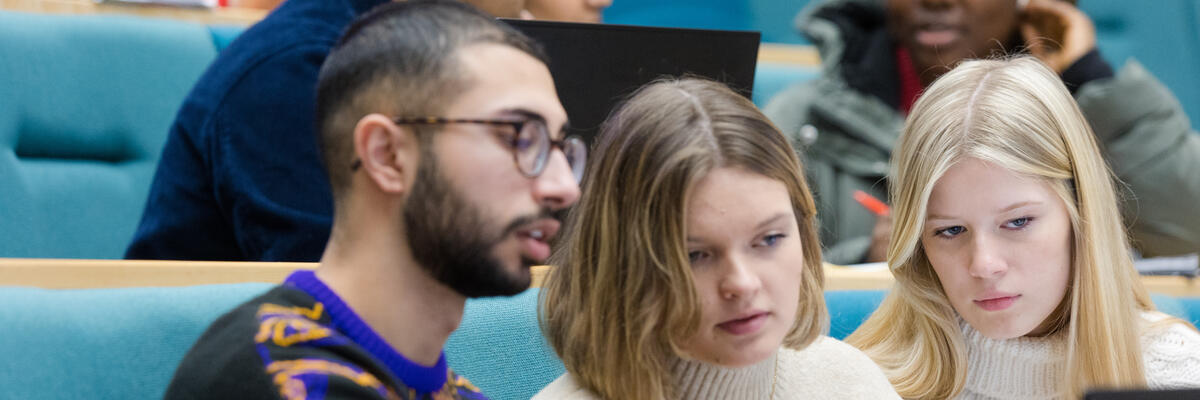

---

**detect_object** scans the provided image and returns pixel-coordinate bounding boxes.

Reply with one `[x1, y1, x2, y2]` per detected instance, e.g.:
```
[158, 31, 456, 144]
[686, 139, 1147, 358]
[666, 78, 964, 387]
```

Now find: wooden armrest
[758, 43, 820, 66]
[0, 258, 553, 289]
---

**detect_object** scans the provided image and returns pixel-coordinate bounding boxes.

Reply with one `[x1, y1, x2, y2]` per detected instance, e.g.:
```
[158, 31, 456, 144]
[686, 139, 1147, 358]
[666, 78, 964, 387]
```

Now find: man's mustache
[500, 207, 561, 237]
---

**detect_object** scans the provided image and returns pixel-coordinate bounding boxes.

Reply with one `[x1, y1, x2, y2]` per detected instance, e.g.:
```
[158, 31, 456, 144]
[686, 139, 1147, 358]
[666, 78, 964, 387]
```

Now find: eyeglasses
[352, 116, 587, 183]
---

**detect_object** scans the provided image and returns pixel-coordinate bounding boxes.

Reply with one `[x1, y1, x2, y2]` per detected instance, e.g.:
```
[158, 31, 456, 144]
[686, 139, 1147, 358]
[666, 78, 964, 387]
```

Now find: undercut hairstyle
[314, 0, 547, 202]
[539, 77, 827, 399]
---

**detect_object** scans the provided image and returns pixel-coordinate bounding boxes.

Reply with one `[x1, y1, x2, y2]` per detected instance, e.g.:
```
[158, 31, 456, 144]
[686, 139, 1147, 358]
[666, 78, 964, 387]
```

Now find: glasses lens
[516, 120, 550, 177]
[563, 136, 587, 183]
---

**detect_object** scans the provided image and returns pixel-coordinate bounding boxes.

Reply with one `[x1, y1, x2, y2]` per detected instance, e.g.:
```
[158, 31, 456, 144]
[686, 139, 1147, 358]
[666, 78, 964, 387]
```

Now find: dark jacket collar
[800, 0, 901, 110]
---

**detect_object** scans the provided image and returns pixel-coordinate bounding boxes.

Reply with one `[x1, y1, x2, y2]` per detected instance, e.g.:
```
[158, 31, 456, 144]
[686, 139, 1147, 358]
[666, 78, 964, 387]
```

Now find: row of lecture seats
[0, 9, 816, 259]
[3, 1, 1197, 260]
[1, 260, 1198, 399]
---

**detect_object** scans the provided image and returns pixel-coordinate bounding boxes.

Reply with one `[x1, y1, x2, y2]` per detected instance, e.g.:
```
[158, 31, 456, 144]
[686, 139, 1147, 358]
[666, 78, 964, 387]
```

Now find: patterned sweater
[165, 270, 487, 400]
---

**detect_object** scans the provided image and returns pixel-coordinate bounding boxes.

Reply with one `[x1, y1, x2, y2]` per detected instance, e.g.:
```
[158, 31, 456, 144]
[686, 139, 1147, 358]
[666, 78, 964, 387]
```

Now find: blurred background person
[522, 0, 612, 23]
[765, 0, 1200, 264]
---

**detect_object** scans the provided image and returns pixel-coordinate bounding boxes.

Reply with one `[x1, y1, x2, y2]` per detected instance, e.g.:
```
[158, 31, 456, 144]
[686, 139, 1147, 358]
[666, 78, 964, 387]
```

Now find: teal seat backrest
[0, 283, 274, 399]
[0, 283, 563, 400]
[822, 290, 1200, 340]
[752, 63, 821, 107]
[602, 0, 753, 32]
[1081, 0, 1200, 133]
[446, 289, 565, 400]
[208, 24, 245, 51]
[0, 12, 219, 258]
[0, 283, 1196, 399]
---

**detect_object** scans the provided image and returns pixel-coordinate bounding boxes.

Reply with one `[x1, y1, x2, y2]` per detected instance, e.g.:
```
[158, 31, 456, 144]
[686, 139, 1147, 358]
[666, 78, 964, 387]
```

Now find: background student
[765, 0, 1200, 264]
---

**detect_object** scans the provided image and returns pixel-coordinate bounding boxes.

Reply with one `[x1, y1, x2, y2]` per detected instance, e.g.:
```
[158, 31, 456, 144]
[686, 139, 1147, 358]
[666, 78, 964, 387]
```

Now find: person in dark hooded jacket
[766, 0, 1200, 264]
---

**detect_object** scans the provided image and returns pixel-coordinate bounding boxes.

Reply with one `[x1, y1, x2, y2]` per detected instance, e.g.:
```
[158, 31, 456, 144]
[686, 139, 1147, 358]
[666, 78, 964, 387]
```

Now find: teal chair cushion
[208, 24, 246, 51]
[0, 283, 1194, 399]
[603, 0, 752, 33]
[447, 289, 565, 400]
[1171, 296, 1200, 328]
[752, 62, 820, 108]
[823, 290, 1198, 340]
[1082, 0, 1200, 134]
[826, 289, 887, 340]
[0, 12, 218, 258]
[0, 283, 273, 399]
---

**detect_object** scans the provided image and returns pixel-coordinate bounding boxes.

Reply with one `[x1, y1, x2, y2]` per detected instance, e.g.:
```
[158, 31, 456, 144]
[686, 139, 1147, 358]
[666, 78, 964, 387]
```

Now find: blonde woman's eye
[688, 251, 707, 263]
[1004, 217, 1033, 229]
[758, 233, 786, 247]
[934, 226, 965, 238]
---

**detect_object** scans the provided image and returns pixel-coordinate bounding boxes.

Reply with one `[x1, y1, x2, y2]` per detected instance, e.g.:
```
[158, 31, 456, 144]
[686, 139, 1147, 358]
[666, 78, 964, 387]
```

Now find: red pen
[853, 190, 890, 217]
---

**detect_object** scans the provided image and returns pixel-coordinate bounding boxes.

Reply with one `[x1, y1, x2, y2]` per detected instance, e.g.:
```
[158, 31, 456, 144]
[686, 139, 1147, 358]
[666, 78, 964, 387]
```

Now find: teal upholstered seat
[1081, 0, 1200, 132]
[0, 12, 221, 258]
[0, 284, 564, 400]
[2, 284, 1196, 400]
[0, 283, 274, 399]
[446, 289, 565, 400]
[752, 62, 820, 107]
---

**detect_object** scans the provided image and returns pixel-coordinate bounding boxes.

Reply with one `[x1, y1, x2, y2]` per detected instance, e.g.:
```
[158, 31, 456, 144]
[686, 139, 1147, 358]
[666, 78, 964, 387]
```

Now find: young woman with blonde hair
[846, 56, 1200, 399]
[533, 77, 898, 399]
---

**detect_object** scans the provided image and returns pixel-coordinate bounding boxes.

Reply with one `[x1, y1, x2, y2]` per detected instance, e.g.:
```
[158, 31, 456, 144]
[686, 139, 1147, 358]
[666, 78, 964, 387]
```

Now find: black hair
[314, 0, 547, 197]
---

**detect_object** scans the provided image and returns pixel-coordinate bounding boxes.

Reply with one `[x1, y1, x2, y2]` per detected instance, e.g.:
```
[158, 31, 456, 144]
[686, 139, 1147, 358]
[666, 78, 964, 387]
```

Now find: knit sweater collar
[960, 320, 1067, 399]
[284, 270, 449, 394]
[669, 349, 777, 400]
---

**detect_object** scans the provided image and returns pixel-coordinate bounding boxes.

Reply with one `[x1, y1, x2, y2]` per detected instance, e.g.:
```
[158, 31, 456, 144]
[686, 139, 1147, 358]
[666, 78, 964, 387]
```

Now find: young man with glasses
[164, 2, 582, 398]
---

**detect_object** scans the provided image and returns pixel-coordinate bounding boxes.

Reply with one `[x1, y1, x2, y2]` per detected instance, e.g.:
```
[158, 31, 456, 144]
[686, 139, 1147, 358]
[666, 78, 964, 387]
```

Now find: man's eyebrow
[560, 121, 571, 134]
[500, 108, 546, 121]
[500, 108, 570, 138]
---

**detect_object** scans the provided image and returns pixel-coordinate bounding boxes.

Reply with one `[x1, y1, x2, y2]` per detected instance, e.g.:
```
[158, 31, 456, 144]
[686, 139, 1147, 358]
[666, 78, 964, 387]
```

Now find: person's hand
[1020, 0, 1097, 74]
[865, 213, 892, 263]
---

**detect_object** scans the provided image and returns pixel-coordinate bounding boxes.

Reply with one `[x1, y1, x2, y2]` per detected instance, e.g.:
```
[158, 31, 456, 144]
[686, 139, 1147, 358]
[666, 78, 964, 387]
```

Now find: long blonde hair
[539, 77, 827, 399]
[846, 57, 1158, 399]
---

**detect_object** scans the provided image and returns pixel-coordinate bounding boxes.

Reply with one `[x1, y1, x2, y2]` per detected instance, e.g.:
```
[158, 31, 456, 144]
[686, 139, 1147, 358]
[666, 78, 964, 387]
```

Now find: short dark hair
[315, 0, 548, 200]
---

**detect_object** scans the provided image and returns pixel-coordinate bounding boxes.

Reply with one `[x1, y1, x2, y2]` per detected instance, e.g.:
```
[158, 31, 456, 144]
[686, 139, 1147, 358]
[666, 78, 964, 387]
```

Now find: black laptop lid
[502, 19, 760, 145]
[1083, 388, 1200, 400]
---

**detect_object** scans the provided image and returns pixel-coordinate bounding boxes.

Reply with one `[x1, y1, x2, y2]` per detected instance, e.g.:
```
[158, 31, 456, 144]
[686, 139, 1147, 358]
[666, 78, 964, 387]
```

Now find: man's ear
[353, 113, 420, 194]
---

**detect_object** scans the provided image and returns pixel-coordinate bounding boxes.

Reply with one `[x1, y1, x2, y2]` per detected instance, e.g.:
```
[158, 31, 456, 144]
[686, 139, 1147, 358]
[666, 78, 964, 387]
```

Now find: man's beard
[402, 153, 547, 298]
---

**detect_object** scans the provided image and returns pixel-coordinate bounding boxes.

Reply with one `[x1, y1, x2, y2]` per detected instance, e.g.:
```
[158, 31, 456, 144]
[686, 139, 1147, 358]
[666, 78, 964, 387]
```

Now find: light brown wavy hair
[538, 77, 827, 399]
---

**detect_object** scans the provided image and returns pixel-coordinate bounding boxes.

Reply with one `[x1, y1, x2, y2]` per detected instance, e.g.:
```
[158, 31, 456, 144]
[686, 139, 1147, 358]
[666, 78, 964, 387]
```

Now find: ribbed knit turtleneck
[958, 312, 1200, 399]
[959, 320, 1067, 399]
[533, 336, 900, 399]
[669, 349, 776, 399]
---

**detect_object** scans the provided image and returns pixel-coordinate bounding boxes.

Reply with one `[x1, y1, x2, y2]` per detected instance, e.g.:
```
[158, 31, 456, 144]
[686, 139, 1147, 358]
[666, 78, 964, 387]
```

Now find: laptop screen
[502, 19, 760, 145]
[1084, 388, 1200, 400]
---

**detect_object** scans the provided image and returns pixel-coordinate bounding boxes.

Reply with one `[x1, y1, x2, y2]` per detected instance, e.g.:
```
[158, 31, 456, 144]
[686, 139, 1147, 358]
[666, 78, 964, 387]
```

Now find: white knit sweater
[957, 311, 1200, 399]
[532, 335, 899, 399]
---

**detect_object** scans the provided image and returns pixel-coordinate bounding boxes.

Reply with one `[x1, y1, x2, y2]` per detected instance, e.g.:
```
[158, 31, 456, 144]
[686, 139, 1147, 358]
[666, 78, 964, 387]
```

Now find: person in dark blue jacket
[126, 0, 527, 261]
